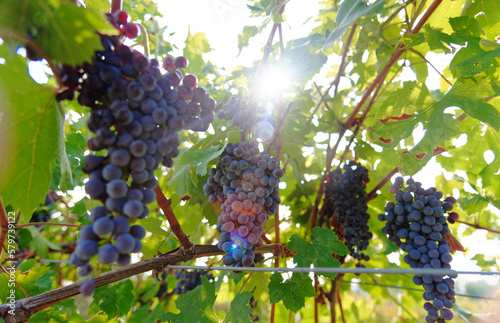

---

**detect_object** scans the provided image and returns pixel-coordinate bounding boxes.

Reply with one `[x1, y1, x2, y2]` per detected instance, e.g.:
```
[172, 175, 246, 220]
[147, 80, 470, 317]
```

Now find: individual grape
[115, 233, 136, 253]
[117, 253, 132, 267]
[80, 278, 95, 296]
[111, 149, 131, 167]
[106, 179, 128, 198]
[78, 264, 93, 277]
[98, 244, 119, 265]
[75, 240, 99, 260]
[123, 199, 144, 218]
[93, 216, 115, 236]
[130, 225, 146, 239]
[90, 206, 107, 222]
[79, 226, 99, 241]
[85, 179, 104, 199]
[102, 164, 123, 181]
[113, 216, 130, 235]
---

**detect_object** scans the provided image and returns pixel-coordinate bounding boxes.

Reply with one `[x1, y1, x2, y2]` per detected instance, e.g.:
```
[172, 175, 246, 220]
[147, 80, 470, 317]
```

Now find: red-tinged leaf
[380, 114, 413, 123]
[433, 147, 446, 156]
[444, 233, 465, 253]
[401, 151, 410, 155]
[379, 137, 392, 144]
[181, 194, 192, 201]
[415, 152, 426, 159]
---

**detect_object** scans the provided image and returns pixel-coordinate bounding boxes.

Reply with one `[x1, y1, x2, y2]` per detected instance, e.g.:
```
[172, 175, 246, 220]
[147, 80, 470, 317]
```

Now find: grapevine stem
[307, 23, 357, 125]
[0, 199, 9, 261]
[336, 284, 345, 323]
[457, 219, 500, 235]
[333, 23, 357, 97]
[153, 186, 193, 253]
[110, 0, 122, 13]
[137, 23, 150, 57]
[367, 167, 400, 201]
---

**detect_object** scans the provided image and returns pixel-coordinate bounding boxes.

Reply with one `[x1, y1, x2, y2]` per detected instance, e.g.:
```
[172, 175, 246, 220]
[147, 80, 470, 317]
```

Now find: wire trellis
[167, 265, 500, 276]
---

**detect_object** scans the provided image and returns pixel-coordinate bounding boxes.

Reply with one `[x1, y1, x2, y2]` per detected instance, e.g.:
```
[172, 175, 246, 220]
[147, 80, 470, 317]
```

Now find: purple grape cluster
[204, 141, 283, 267]
[60, 11, 216, 296]
[379, 177, 457, 322]
[216, 98, 257, 130]
[324, 161, 372, 265]
[174, 270, 214, 294]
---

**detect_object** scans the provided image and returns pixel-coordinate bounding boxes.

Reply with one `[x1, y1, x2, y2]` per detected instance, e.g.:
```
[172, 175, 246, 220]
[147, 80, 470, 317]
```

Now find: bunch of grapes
[204, 141, 283, 267]
[216, 98, 256, 130]
[59, 10, 216, 296]
[323, 161, 372, 265]
[378, 177, 457, 322]
[174, 270, 214, 294]
[215, 98, 274, 140]
[29, 192, 58, 226]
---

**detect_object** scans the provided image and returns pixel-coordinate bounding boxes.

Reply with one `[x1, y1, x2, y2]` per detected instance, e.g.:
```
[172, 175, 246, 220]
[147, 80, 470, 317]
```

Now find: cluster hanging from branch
[204, 141, 283, 267]
[379, 177, 457, 322]
[58, 9, 216, 295]
[323, 161, 372, 266]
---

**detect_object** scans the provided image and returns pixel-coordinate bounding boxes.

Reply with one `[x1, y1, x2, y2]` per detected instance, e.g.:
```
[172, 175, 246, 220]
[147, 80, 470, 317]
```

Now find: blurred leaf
[183, 31, 212, 76]
[84, 0, 110, 14]
[89, 280, 135, 319]
[0, 0, 118, 65]
[0, 46, 61, 224]
[180, 144, 227, 176]
[323, 0, 385, 49]
[25, 226, 61, 258]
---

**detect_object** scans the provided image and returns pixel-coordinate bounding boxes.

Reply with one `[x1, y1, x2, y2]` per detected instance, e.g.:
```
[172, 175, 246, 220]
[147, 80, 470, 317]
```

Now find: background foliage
[0, 0, 499, 322]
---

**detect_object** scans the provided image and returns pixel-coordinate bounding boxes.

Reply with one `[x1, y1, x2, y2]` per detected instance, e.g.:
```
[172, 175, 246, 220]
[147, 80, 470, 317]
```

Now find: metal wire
[167, 265, 500, 276]
[337, 279, 500, 300]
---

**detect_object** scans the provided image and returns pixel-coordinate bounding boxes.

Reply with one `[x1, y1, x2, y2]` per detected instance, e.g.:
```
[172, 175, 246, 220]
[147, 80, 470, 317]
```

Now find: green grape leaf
[424, 24, 451, 53]
[375, 81, 434, 120]
[452, 47, 500, 77]
[282, 35, 328, 85]
[401, 33, 425, 48]
[180, 144, 227, 176]
[89, 280, 135, 319]
[168, 164, 197, 199]
[183, 31, 212, 76]
[238, 25, 260, 53]
[84, 0, 110, 13]
[158, 276, 216, 322]
[287, 227, 349, 278]
[0, 0, 118, 65]
[458, 195, 490, 216]
[323, 0, 385, 49]
[268, 273, 316, 312]
[24, 227, 61, 258]
[223, 291, 253, 323]
[0, 47, 62, 224]
[376, 75, 500, 174]
[140, 217, 167, 236]
[462, 0, 500, 41]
